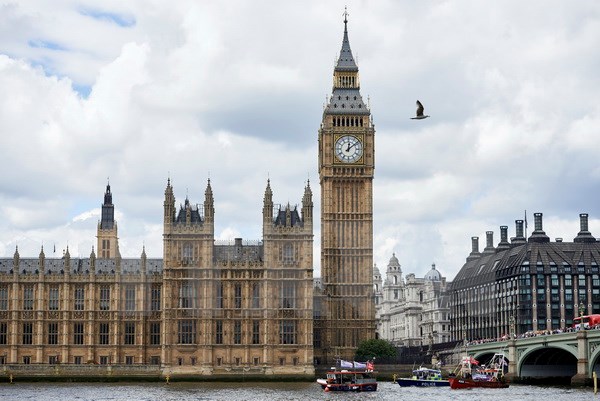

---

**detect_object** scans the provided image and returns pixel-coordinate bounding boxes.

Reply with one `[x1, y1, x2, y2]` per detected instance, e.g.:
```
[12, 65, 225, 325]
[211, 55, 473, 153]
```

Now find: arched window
[182, 243, 193, 264]
[283, 244, 293, 263]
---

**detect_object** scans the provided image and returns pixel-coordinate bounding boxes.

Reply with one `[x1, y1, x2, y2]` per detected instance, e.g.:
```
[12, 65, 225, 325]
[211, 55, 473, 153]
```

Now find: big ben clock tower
[317, 12, 375, 363]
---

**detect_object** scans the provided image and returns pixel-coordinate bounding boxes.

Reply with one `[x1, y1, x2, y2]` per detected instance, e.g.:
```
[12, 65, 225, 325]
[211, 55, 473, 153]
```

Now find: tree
[355, 338, 396, 361]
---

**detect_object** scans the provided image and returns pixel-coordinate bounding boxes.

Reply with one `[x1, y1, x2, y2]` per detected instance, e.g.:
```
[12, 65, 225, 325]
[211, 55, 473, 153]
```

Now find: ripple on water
[0, 381, 595, 401]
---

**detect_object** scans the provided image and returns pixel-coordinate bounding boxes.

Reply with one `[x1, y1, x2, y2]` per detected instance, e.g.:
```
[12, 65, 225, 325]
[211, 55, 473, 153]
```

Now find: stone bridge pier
[571, 330, 590, 386]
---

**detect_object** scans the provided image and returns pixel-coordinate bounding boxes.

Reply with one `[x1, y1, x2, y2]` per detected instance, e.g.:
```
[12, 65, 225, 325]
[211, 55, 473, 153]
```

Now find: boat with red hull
[449, 377, 509, 389]
[449, 353, 509, 389]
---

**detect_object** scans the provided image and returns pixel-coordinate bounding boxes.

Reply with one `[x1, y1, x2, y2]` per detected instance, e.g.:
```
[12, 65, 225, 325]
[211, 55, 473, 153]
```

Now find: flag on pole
[340, 360, 353, 368]
[366, 361, 374, 371]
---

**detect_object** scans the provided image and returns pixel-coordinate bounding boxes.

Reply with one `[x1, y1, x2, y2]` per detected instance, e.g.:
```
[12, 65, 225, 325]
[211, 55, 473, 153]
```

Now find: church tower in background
[97, 182, 119, 259]
[316, 12, 376, 363]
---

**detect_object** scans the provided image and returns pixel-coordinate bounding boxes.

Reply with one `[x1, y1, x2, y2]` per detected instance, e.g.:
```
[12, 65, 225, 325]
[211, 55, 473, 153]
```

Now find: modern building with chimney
[449, 213, 600, 342]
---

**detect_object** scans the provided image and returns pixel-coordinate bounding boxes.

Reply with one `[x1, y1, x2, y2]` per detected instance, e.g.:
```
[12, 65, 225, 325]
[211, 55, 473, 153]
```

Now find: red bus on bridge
[573, 314, 600, 330]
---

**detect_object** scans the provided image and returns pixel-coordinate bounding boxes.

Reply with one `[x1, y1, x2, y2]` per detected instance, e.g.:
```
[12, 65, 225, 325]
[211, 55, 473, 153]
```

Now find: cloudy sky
[1, 1, 600, 280]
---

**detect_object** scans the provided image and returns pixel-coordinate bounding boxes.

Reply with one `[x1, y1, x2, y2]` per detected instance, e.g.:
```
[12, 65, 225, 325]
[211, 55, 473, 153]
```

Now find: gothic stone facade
[0, 181, 314, 378]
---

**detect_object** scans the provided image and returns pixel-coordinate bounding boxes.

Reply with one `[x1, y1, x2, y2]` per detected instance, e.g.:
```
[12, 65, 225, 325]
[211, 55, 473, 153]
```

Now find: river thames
[0, 381, 595, 401]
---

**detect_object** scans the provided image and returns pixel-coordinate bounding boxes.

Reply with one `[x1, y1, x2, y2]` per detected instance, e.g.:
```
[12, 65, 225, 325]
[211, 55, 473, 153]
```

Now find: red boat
[449, 353, 509, 389]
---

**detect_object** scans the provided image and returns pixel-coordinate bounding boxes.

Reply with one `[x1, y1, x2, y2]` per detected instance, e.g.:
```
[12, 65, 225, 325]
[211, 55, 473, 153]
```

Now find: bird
[411, 100, 430, 120]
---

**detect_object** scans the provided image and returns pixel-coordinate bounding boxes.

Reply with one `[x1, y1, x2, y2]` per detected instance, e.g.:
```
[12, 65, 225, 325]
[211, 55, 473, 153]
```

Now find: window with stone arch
[182, 242, 193, 264]
[283, 243, 294, 263]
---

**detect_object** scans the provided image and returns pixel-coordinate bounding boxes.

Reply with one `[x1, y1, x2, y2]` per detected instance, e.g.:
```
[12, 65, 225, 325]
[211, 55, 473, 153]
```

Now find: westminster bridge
[464, 329, 600, 385]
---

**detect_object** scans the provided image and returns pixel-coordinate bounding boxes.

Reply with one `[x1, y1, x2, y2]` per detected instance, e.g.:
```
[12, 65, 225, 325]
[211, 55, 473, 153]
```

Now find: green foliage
[355, 338, 396, 361]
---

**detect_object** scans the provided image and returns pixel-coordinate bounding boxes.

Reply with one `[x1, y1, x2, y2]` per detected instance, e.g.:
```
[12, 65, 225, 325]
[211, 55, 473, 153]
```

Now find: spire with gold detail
[324, 10, 369, 117]
[336, 7, 358, 72]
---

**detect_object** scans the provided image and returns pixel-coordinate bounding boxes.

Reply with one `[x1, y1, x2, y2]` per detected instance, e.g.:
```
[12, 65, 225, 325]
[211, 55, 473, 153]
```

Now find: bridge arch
[518, 345, 577, 383]
[588, 346, 600, 377]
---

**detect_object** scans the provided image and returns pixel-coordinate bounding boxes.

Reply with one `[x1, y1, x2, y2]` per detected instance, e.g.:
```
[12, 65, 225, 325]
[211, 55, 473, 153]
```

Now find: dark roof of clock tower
[324, 14, 370, 117]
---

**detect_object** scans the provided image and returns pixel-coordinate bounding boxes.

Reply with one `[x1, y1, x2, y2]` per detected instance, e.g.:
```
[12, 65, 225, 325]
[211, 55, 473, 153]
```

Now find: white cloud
[1, 1, 600, 283]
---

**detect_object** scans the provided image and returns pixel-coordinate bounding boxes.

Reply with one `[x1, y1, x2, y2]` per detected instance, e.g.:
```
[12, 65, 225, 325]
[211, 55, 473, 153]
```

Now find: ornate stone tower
[160, 178, 313, 375]
[161, 178, 214, 370]
[97, 182, 119, 259]
[317, 13, 375, 362]
[261, 180, 314, 373]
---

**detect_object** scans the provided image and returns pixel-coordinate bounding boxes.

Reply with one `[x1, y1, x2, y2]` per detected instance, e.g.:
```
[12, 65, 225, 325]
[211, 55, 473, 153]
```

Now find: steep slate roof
[325, 90, 369, 115]
[175, 198, 203, 224]
[273, 205, 303, 227]
[336, 15, 358, 72]
[451, 240, 600, 291]
[324, 17, 369, 116]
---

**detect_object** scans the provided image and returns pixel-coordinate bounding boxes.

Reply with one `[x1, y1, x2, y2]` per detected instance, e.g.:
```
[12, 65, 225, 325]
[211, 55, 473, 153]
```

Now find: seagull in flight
[411, 100, 430, 120]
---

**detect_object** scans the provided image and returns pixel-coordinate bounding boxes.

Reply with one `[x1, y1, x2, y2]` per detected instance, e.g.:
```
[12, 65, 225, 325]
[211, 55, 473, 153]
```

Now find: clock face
[335, 135, 363, 163]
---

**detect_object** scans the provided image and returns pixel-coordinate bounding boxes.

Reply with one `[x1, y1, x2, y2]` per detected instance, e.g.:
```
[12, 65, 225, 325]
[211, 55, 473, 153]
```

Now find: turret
[100, 182, 114, 229]
[302, 180, 313, 224]
[141, 245, 147, 275]
[63, 246, 71, 274]
[39, 245, 45, 274]
[90, 246, 96, 274]
[13, 246, 19, 275]
[204, 179, 215, 224]
[164, 178, 175, 227]
[263, 179, 273, 226]
[97, 182, 119, 258]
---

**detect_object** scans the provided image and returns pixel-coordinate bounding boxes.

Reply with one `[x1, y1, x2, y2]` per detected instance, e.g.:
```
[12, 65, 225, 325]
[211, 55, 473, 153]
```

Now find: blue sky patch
[28, 39, 68, 51]
[72, 83, 92, 98]
[79, 7, 136, 28]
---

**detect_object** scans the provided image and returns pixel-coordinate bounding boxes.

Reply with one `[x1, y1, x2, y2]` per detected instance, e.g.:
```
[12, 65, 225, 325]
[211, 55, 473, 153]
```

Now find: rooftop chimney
[483, 231, 495, 254]
[467, 236, 481, 261]
[574, 213, 596, 243]
[497, 225, 511, 251]
[529, 212, 550, 243]
[511, 220, 526, 244]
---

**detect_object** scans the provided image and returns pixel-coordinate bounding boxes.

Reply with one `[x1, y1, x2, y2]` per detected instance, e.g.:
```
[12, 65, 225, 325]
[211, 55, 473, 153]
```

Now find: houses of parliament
[0, 15, 375, 377]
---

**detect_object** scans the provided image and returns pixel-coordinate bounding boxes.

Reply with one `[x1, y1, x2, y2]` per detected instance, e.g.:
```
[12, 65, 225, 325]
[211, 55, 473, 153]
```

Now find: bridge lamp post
[579, 303, 586, 317]
[509, 315, 516, 339]
[462, 324, 467, 347]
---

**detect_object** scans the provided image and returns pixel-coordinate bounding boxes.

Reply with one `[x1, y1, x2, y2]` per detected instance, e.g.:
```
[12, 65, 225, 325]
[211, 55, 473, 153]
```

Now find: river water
[0, 381, 595, 401]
